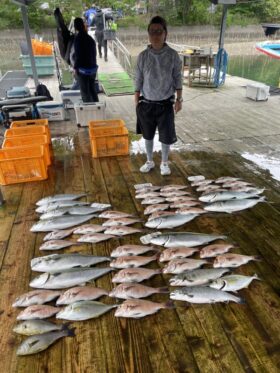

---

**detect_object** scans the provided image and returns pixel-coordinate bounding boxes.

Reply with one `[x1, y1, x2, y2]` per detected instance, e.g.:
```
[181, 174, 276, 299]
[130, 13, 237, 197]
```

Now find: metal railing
[108, 38, 133, 76]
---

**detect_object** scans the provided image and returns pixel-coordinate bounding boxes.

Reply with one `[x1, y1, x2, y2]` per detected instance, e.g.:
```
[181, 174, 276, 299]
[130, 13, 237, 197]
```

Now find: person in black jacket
[73, 17, 98, 102]
[92, 8, 113, 62]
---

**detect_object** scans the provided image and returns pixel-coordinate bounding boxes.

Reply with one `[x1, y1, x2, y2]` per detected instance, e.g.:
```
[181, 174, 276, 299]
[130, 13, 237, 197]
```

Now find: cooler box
[74, 102, 106, 127]
[246, 83, 270, 101]
[60, 90, 82, 109]
[2, 104, 33, 128]
[20, 55, 55, 76]
[36, 101, 65, 121]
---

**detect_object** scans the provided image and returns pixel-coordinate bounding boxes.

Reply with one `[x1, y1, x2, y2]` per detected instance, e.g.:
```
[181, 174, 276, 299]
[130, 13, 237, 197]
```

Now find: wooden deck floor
[0, 115, 280, 373]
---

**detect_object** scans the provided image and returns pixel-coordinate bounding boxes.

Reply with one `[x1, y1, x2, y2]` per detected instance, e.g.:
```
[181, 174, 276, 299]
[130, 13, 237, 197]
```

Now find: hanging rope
[213, 48, 228, 87]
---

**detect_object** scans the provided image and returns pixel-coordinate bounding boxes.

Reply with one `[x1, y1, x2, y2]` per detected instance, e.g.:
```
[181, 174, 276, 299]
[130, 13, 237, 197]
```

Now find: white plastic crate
[246, 83, 270, 101]
[36, 101, 65, 121]
[60, 90, 82, 109]
[74, 102, 106, 127]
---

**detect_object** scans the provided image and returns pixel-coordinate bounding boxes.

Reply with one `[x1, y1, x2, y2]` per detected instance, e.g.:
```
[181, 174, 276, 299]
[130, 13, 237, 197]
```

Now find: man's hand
[175, 100, 182, 114]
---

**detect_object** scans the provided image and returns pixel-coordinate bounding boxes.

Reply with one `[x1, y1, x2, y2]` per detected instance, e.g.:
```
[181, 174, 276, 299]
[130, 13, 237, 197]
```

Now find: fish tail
[164, 300, 175, 309]
[61, 322, 72, 330]
[66, 327, 76, 337]
[253, 273, 261, 280]
[253, 256, 262, 262]
[155, 268, 162, 274]
[236, 297, 246, 304]
[157, 287, 169, 294]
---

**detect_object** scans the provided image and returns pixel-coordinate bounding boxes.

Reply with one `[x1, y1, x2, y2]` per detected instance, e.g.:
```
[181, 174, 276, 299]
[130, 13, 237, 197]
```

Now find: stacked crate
[88, 119, 129, 158]
[0, 119, 51, 185]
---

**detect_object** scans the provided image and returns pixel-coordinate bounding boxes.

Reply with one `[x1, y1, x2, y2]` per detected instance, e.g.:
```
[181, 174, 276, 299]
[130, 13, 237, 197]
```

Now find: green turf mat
[98, 72, 134, 96]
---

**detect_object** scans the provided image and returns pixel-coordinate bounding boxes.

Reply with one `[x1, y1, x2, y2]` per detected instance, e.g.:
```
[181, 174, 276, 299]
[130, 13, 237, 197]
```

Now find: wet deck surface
[0, 114, 280, 372]
[1, 48, 280, 372]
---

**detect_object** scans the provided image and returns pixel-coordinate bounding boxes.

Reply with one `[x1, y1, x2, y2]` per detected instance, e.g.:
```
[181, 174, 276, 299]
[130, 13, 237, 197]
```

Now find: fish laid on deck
[209, 274, 260, 292]
[31, 254, 111, 273]
[160, 185, 188, 192]
[141, 197, 166, 205]
[200, 244, 235, 258]
[17, 305, 61, 320]
[43, 229, 74, 241]
[145, 213, 198, 229]
[77, 232, 115, 243]
[109, 283, 169, 299]
[104, 226, 142, 236]
[73, 224, 106, 234]
[112, 268, 161, 283]
[114, 299, 174, 318]
[98, 210, 134, 219]
[39, 239, 81, 251]
[162, 258, 207, 274]
[159, 247, 199, 262]
[56, 286, 108, 305]
[187, 175, 205, 182]
[204, 197, 265, 213]
[56, 301, 117, 321]
[110, 245, 159, 257]
[13, 290, 61, 307]
[16, 328, 75, 355]
[30, 268, 112, 289]
[110, 254, 158, 269]
[102, 217, 143, 227]
[146, 232, 227, 248]
[143, 203, 170, 215]
[199, 190, 263, 203]
[36, 201, 89, 214]
[36, 194, 87, 206]
[13, 319, 68, 336]
[30, 214, 97, 232]
[213, 253, 261, 268]
[169, 268, 230, 286]
[170, 286, 245, 304]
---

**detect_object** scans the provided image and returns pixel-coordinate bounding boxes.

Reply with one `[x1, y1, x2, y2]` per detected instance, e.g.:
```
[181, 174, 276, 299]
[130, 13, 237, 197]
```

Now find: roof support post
[218, 4, 228, 50]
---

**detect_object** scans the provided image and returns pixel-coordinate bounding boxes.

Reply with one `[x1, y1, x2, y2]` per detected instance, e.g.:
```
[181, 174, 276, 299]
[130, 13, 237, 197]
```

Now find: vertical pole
[0, 189, 4, 206]
[21, 5, 39, 87]
[218, 4, 228, 50]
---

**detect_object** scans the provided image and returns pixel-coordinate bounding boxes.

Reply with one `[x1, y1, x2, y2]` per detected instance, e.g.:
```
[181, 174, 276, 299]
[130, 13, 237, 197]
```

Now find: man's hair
[74, 17, 85, 32]
[148, 16, 168, 34]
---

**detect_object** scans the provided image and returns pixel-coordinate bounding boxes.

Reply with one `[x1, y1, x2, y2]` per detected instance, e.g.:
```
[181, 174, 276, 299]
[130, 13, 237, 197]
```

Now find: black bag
[35, 84, 53, 100]
[54, 8, 73, 65]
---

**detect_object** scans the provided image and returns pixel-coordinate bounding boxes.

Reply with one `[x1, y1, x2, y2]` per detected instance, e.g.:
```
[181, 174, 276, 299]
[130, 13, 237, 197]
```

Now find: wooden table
[180, 53, 216, 87]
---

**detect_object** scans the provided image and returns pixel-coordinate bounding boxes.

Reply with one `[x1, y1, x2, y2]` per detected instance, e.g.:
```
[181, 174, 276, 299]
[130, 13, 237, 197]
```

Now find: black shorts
[136, 100, 177, 145]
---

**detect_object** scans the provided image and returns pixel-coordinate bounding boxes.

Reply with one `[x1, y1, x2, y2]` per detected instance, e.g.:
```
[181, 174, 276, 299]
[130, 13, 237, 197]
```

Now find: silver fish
[200, 244, 234, 258]
[112, 268, 161, 283]
[73, 224, 106, 234]
[30, 268, 112, 289]
[169, 268, 230, 286]
[102, 217, 142, 227]
[16, 328, 75, 355]
[68, 206, 102, 215]
[90, 202, 111, 211]
[222, 181, 251, 188]
[170, 286, 244, 304]
[40, 208, 70, 220]
[98, 210, 134, 219]
[135, 191, 161, 199]
[160, 190, 189, 198]
[215, 177, 241, 184]
[110, 245, 159, 258]
[159, 247, 199, 262]
[31, 253, 111, 273]
[148, 211, 177, 221]
[56, 286, 108, 305]
[134, 183, 153, 190]
[36, 194, 87, 206]
[149, 232, 227, 248]
[43, 229, 74, 242]
[115, 299, 174, 318]
[169, 200, 201, 209]
[104, 226, 142, 236]
[13, 320, 67, 336]
[30, 214, 96, 232]
[17, 305, 61, 320]
[143, 204, 170, 215]
[204, 197, 265, 213]
[77, 233, 115, 243]
[36, 201, 89, 214]
[199, 190, 262, 203]
[13, 290, 61, 307]
[56, 301, 116, 321]
[187, 175, 205, 182]
[145, 213, 198, 229]
[213, 253, 261, 268]
[39, 240, 81, 251]
[163, 258, 207, 274]
[141, 197, 166, 205]
[109, 283, 169, 299]
[209, 274, 260, 292]
[110, 254, 158, 269]
[191, 179, 213, 187]
[175, 207, 206, 215]
[165, 196, 197, 203]
[160, 185, 188, 192]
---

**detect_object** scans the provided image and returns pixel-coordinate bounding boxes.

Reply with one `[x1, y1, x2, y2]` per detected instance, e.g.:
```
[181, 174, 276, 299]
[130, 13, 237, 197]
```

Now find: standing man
[73, 17, 99, 102]
[93, 8, 113, 62]
[135, 16, 183, 176]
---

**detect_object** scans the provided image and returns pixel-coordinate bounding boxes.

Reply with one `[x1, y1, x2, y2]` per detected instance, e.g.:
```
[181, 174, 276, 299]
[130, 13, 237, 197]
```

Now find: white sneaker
[160, 162, 171, 176]
[140, 161, 155, 173]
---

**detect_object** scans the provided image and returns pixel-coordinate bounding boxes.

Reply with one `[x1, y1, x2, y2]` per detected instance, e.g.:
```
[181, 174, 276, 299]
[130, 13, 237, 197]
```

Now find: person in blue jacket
[84, 4, 97, 27]
[73, 17, 98, 102]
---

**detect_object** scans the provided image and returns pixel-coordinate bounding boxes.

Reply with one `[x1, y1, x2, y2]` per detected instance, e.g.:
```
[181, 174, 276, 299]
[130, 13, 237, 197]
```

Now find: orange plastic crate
[0, 145, 48, 185]
[89, 119, 125, 138]
[5, 125, 51, 144]
[90, 127, 129, 158]
[2, 134, 51, 167]
[11, 119, 49, 128]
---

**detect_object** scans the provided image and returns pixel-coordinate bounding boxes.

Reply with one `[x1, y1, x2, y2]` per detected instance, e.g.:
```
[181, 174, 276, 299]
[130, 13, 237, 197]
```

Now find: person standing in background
[73, 17, 99, 102]
[135, 16, 183, 176]
[93, 8, 113, 62]
[84, 4, 97, 27]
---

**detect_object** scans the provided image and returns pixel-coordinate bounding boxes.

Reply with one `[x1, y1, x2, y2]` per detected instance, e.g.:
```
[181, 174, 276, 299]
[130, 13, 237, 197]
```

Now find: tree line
[0, 0, 279, 30]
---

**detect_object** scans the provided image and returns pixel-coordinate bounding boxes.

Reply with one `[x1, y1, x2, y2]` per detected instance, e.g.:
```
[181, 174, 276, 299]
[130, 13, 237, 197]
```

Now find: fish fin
[253, 256, 262, 262]
[157, 287, 169, 294]
[164, 300, 175, 309]
[220, 280, 227, 290]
